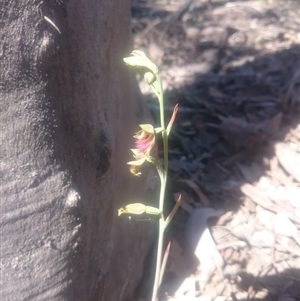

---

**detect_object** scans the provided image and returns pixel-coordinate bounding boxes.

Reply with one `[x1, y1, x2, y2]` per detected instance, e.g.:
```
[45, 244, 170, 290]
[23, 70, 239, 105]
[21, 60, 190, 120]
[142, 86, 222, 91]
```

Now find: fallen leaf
[178, 191, 195, 214]
[208, 86, 226, 99]
[288, 186, 300, 208]
[262, 113, 282, 136]
[218, 116, 265, 151]
[167, 239, 188, 279]
[278, 280, 300, 301]
[185, 208, 225, 290]
[237, 162, 264, 183]
[179, 179, 211, 205]
[255, 208, 276, 229]
[214, 297, 227, 301]
[249, 230, 275, 248]
[194, 228, 224, 290]
[268, 185, 286, 203]
[247, 248, 272, 275]
[174, 277, 196, 300]
[241, 183, 274, 211]
[275, 142, 300, 182]
[273, 213, 299, 246]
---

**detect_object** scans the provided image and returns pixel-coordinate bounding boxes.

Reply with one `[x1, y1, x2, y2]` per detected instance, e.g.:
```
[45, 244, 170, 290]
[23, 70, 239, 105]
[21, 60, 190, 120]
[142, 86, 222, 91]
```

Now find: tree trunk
[1, 1, 152, 300]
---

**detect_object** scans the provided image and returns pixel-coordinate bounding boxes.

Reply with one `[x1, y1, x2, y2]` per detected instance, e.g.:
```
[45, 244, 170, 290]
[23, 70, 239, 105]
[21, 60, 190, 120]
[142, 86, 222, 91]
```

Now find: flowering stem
[122, 50, 179, 301]
[152, 77, 168, 301]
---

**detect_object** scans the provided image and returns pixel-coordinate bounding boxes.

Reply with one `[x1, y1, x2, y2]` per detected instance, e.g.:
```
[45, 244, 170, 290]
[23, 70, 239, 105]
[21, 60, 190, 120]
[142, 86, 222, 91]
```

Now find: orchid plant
[118, 50, 181, 301]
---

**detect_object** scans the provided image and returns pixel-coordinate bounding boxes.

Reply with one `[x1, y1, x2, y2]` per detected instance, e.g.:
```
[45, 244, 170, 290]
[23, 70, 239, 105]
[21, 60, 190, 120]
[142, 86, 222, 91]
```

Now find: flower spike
[120, 49, 179, 301]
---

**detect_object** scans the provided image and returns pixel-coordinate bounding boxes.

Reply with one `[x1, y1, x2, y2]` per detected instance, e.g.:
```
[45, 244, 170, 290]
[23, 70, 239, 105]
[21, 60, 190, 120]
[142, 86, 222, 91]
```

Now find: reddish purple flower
[127, 124, 156, 176]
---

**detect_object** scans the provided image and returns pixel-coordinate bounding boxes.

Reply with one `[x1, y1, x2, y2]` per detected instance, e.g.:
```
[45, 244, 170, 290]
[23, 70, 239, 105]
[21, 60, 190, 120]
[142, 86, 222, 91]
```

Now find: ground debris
[132, 1, 300, 300]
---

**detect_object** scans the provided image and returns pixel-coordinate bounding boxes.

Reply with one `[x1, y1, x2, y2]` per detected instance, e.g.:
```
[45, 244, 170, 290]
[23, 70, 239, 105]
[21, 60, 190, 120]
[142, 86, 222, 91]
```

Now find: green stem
[157, 74, 165, 130]
[151, 75, 168, 301]
[151, 179, 165, 301]
[157, 73, 168, 185]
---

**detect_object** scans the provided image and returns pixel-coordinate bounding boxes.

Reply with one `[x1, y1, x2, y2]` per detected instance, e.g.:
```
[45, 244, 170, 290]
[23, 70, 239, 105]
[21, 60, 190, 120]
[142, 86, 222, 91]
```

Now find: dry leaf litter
[131, 0, 300, 300]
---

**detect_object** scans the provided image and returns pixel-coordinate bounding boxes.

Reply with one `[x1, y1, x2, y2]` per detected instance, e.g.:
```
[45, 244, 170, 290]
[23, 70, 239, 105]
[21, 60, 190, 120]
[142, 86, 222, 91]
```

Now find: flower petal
[139, 124, 155, 134]
[127, 158, 146, 166]
[129, 164, 142, 176]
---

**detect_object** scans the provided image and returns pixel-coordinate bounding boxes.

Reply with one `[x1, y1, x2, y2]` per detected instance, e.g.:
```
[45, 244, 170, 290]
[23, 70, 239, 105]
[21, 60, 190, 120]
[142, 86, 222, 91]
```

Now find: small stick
[44, 16, 61, 34]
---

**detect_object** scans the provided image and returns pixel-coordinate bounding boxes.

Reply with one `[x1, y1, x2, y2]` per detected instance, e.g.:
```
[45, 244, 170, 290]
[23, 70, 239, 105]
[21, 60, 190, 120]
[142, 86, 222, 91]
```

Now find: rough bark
[1, 1, 152, 300]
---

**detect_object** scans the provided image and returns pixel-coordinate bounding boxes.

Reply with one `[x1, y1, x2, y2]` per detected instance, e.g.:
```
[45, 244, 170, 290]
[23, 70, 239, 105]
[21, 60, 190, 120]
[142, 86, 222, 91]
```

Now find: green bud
[118, 203, 162, 217]
[144, 71, 156, 85]
[123, 50, 158, 75]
